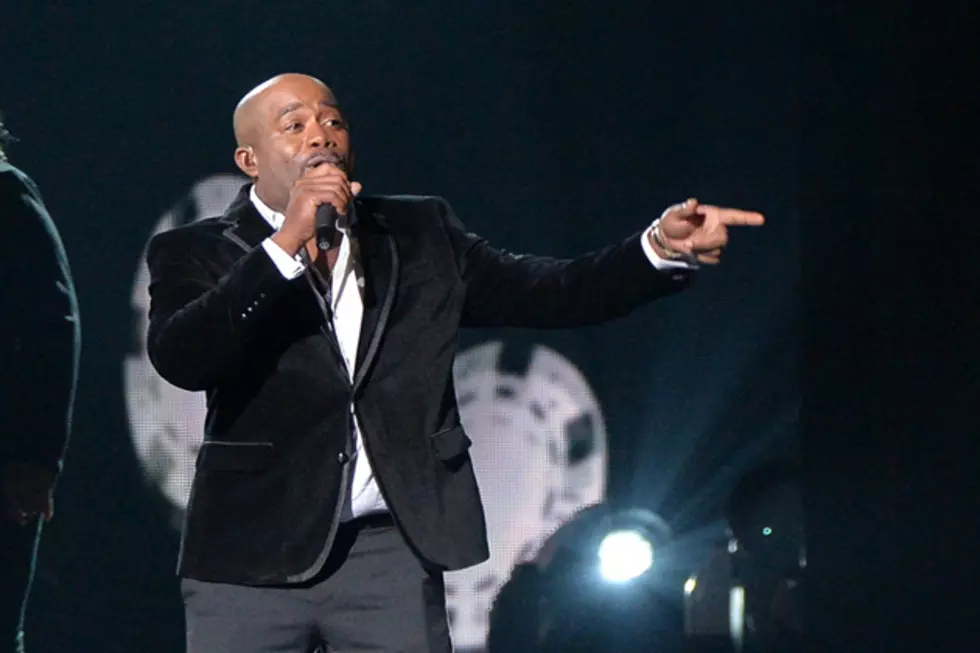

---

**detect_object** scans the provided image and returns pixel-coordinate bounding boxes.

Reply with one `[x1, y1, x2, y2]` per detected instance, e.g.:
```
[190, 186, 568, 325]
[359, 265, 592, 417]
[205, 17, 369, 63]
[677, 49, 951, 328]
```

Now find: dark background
[802, 1, 978, 651]
[10, 1, 972, 651]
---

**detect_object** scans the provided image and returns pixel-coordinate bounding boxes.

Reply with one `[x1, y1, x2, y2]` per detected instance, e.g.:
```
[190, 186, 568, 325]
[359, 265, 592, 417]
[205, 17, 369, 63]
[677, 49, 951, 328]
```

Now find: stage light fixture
[725, 460, 803, 572]
[528, 504, 674, 586]
[725, 459, 804, 652]
[597, 528, 655, 582]
[487, 503, 688, 653]
[682, 460, 805, 652]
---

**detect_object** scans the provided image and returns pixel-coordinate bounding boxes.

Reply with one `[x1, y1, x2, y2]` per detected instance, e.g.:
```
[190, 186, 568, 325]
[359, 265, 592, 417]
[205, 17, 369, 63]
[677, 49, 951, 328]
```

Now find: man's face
[236, 76, 352, 211]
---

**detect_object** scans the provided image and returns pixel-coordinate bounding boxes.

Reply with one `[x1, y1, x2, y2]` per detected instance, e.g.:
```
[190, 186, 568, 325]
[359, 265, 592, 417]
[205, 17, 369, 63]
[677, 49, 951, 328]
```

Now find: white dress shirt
[250, 186, 695, 519]
[252, 186, 386, 520]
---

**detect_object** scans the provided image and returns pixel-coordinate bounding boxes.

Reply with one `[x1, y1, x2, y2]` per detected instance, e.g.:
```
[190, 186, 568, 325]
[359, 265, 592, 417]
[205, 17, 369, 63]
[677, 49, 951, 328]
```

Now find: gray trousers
[182, 515, 452, 653]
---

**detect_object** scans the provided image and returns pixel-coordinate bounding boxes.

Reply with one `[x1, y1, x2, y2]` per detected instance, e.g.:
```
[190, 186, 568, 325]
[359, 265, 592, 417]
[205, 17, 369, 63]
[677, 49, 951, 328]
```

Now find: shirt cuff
[261, 238, 307, 280]
[641, 221, 699, 273]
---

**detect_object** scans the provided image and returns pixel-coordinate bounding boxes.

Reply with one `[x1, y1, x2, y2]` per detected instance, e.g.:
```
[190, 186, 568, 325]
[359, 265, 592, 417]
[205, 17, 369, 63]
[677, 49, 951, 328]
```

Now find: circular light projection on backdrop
[447, 341, 607, 650]
[124, 174, 246, 526]
[123, 176, 608, 650]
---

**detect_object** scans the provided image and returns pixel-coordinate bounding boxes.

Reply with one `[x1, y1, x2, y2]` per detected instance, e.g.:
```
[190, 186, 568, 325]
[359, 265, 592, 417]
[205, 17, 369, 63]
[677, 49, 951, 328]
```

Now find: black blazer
[0, 162, 80, 474]
[146, 186, 689, 585]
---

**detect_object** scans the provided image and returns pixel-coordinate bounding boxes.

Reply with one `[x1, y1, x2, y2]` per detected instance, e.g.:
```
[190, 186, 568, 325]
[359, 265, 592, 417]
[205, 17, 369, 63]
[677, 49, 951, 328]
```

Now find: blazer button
[337, 451, 349, 464]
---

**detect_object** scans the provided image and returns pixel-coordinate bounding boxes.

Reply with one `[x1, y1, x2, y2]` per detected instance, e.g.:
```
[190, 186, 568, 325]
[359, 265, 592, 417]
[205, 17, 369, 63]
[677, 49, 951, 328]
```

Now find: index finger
[697, 205, 765, 226]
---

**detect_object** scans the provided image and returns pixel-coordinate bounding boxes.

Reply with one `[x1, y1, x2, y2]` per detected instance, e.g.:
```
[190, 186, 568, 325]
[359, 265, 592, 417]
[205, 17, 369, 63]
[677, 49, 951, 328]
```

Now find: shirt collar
[249, 185, 286, 231]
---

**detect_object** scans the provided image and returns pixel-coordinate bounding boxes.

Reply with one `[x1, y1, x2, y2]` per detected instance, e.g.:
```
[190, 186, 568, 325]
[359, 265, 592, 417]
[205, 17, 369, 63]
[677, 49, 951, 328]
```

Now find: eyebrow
[276, 100, 340, 120]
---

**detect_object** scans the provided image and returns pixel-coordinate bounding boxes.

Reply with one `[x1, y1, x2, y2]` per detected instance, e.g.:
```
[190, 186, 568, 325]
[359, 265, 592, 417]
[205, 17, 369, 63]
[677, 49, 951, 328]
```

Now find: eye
[324, 118, 347, 129]
[284, 122, 303, 132]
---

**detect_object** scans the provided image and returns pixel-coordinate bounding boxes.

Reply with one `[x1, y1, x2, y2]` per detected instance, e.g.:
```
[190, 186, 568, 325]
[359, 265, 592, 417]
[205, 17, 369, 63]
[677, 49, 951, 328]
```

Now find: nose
[307, 122, 336, 150]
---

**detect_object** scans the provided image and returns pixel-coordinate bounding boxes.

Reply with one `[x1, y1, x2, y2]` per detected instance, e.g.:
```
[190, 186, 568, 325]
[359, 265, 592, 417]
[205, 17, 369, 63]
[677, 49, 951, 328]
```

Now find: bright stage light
[487, 503, 688, 652]
[684, 576, 697, 596]
[597, 529, 654, 582]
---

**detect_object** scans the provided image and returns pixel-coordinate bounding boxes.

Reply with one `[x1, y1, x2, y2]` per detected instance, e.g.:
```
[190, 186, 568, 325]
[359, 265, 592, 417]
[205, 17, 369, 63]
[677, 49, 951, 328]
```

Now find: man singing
[0, 116, 81, 653]
[146, 73, 764, 653]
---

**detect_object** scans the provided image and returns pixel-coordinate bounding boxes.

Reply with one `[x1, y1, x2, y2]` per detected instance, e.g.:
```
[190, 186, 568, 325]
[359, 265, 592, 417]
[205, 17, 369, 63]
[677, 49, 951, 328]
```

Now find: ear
[234, 146, 258, 178]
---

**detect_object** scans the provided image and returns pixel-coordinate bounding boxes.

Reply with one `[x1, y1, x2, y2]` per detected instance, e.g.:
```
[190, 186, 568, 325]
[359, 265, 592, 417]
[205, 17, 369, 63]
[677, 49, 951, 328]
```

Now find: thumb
[659, 198, 700, 244]
[351, 181, 363, 196]
[668, 197, 699, 219]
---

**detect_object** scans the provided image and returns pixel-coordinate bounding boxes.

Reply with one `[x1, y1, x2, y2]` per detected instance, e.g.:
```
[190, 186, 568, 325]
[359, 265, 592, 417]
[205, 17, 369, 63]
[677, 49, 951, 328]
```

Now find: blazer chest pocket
[196, 441, 274, 473]
[430, 424, 472, 463]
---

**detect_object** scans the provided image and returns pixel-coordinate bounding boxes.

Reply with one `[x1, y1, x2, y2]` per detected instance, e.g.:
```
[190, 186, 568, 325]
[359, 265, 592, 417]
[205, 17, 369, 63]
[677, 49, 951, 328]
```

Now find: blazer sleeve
[145, 230, 293, 392]
[0, 169, 80, 472]
[435, 197, 692, 329]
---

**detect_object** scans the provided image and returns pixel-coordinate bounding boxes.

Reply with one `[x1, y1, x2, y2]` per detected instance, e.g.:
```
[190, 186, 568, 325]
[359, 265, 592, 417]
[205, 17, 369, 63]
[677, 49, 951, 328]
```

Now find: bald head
[233, 73, 336, 147]
[231, 72, 351, 212]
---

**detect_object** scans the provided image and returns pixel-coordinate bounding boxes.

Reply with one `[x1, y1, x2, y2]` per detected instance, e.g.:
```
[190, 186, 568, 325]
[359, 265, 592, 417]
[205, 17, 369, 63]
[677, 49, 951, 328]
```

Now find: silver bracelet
[652, 220, 687, 260]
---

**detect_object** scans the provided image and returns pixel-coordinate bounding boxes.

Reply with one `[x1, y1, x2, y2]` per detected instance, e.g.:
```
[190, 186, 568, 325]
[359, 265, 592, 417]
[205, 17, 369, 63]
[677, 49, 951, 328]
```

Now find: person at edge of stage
[0, 114, 81, 653]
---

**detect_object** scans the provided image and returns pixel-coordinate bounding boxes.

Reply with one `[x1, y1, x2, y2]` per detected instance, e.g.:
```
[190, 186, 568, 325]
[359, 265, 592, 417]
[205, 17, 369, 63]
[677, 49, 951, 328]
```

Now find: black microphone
[316, 203, 339, 250]
[316, 198, 359, 250]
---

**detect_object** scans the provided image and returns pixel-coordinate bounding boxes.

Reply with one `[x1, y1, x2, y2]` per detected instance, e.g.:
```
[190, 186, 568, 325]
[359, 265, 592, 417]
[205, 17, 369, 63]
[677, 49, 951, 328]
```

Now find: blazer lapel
[353, 204, 398, 393]
[220, 184, 349, 383]
[219, 185, 274, 253]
